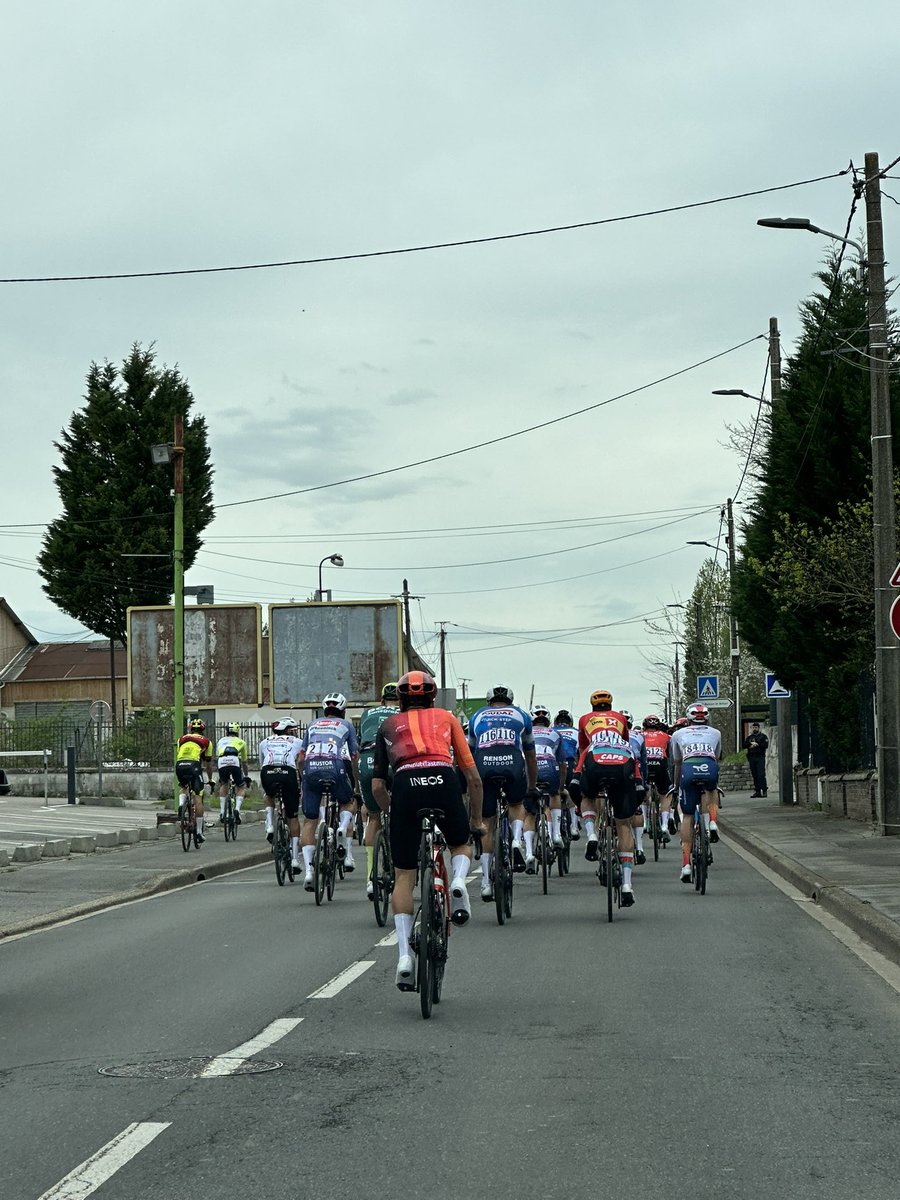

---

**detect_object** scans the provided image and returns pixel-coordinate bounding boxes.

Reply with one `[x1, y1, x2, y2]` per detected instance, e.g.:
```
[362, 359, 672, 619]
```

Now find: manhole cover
[99, 1057, 283, 1080]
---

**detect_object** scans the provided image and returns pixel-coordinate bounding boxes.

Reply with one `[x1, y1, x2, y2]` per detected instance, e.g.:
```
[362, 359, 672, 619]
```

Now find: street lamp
[316, 553, 344, 602]
[758, 155, 900, 833]
[712, 389, 773, 407]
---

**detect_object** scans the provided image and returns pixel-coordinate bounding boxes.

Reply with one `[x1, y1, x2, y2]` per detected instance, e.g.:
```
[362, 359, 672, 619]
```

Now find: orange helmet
[590, 689, 613, 709]
[398, 670, 437, 710]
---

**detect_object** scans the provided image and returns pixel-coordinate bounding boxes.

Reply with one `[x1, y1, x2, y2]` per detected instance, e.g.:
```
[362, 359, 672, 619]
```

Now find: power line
[218, 335, 765, 510]
[0, 169, 849, 285]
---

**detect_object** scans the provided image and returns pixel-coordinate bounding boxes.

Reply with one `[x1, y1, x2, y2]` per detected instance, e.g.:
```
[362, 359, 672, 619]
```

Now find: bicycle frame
[412, 809, 450, 1020]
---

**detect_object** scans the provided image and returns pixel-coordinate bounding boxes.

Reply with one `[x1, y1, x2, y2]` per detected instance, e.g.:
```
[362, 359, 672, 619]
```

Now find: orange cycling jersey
[372, 708, 475, 776]
[577, 709, 629, 755]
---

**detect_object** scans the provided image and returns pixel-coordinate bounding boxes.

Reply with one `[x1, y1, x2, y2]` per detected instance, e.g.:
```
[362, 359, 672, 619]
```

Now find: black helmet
[554, 710, 573, 726]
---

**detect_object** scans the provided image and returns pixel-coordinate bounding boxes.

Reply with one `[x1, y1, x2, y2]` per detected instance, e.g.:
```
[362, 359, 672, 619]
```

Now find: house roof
[2, 640, 126, 683]
[0, 597, 38, 647]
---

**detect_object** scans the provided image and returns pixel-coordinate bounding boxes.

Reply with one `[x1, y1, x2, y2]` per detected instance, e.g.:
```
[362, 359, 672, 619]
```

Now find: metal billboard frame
[268, 600, 403, 708]
[127, 604, 263, 709]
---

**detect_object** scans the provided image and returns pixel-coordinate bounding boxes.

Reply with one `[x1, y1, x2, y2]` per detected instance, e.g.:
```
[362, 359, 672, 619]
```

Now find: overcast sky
[2, 1, 898, 719]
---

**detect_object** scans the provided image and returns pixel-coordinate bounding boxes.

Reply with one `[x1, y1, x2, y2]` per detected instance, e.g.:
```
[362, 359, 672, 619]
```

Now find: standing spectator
[743, 722, 769, 797]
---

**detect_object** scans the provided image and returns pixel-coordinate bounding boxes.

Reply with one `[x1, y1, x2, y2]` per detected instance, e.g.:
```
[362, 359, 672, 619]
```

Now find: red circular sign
[891, 595, 900, 641]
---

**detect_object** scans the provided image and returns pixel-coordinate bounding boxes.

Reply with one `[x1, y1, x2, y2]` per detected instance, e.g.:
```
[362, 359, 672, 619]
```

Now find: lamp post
[316, 553, 344, 602]
[758, 152, 900, 833]
[712, 388, 773, 407]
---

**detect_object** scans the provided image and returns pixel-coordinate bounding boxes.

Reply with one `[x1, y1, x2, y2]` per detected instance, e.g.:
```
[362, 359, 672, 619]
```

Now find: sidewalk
[723, 789, 900, 967]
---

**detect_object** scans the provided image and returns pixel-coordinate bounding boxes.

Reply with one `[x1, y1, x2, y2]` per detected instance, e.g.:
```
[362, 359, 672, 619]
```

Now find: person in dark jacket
[743, 722, 769, 796]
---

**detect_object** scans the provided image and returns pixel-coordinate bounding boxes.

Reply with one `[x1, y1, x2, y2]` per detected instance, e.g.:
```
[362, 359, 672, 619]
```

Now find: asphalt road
[3, 838, 900, 1199]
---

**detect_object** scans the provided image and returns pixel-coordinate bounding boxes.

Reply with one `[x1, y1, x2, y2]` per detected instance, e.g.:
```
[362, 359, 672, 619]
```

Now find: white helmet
[323, 692, 347, 712]
[530, 704, 551, 722]
[686, 703, 709, 724]
[272, 718, 298, 734]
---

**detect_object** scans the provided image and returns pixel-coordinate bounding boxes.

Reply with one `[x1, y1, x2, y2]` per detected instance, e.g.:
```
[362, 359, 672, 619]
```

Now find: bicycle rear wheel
[326, 829, 337, 901]
[698, 820, 709, 895]
[180, 801, 193, 852]
[604, 827, 614, 923]
[418, 867, 435, 1020]
[492, 823, 506, 926]
[540, 816, 549, 895]
[314, 823, 327, 905]
[432, 883, 448, 1005]
[274, 817, 288, 886]
[372, 827, 391, 927]
[502, 826, 514, 919]
[651, 791, 661, 862]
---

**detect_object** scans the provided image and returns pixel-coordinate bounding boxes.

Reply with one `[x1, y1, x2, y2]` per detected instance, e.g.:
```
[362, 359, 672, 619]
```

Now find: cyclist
[258, 719, 304, 870]
[530, 704, 568, 860]
[671, 703, 722, 883]
[298, 692, 360, 884]
[215, 721, 250, 826]
[468, 684, 538, 899]
[175, 718, 214, 845]
[371, 671, 484, 989]
[553, 709, 581, 839]
[641, 714, 673, 839]
[623, 711, 649, 865]
[358, 682, 400, 898]
[571, 689, 639, 906]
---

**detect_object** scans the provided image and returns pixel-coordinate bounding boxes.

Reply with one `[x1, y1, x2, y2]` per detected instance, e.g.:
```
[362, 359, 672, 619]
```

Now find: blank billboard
[128, 605, 262, 708]
[269, 601, 403, 707]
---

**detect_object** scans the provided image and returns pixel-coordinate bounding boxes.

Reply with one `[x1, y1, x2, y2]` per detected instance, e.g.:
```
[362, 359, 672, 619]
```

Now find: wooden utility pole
[770, 317, 794, 804]
[437, 622, 448, 688]
[864, 152, 900, 833]
[726, 497, 741, 753]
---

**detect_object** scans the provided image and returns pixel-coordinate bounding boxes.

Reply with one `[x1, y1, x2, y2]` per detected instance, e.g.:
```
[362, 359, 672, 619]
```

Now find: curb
[0, 847, 272, 940]
[724, 820, 900, 970]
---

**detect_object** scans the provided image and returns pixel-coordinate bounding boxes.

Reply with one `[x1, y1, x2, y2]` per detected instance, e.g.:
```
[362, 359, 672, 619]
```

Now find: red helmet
[398, 670, 437, 710]
[673, 716, 690, 730]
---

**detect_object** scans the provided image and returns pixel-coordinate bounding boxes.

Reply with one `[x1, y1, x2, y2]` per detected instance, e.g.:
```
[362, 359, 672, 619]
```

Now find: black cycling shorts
[260, 764, 300, 820]
[476, 752, 528, 820]
[175, 761, 205, 795]
[217, 764, 244, 786]
[389, 765, 470, 871]
[647, 761, 671, 794]
[581, 757, 638, 821]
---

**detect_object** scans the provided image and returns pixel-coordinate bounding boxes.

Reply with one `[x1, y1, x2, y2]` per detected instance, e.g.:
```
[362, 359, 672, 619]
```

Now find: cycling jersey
[577, 709, 629, 755]
[359, 704, 398, 747]
[258, 734, 303, 769]
[642, 729, 671, 762]
[301, 716, 358, 763]
[468, 704, 535, 756]
[215, 736, 247, 770]
[671, 724, 722, 764]
[373, 708, 474, 776]
[175, 733, 211, 764]
[552, 723, 579, 764]
[533, 726, 567, 787]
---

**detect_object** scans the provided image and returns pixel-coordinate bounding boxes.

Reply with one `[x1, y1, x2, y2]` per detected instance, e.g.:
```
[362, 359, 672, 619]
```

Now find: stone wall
[795, 767, 877, 824]
[5, 770, 173, 803]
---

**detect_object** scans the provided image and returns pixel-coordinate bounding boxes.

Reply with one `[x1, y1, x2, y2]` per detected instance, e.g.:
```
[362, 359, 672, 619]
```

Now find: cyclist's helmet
[188, 718, 206, 733]
[272, 718, 298, 734]
[621, 709, 633, 726]
[322, 692, 347, 714]
[590, 689, 613, 710]
[224, 721, 240, 735]
[397, 670, 437, 711]
[487, 684, 514, 704]
[642, 714, 661, 730]
[554, 710, 574, 726]
[673, 715, 691, 730]
[687, 703, 709, 724]
[531, 703, 551, 724]
[381, 682, 399, 703]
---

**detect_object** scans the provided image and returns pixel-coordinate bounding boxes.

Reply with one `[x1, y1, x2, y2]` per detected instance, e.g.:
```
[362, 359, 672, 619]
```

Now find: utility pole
[173, 414, 185, 800]
[459, 677, 470, 707]
[437, 621, 448, 688]
[726, 497, 741, 753]
[770, 317, 794, 804]
[395, 578, 423, 671]
[864, 152, 900, 833]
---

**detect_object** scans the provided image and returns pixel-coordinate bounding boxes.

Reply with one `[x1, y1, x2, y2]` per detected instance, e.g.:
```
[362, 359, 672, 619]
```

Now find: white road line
[376, 931, 398, 946]
[200, 1017, 303, 1078]
[38, 1121, 170, 1199]
[726, 836, 900, 996]
[308, 960, 375, 998]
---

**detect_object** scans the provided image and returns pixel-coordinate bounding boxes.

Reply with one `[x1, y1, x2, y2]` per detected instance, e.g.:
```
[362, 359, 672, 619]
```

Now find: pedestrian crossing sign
[696, 675, 719, 700]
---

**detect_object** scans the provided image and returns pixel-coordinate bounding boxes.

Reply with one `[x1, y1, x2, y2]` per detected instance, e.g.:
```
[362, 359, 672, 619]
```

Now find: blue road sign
[697, 675, 719, 700]
[765, 673, 791, 699]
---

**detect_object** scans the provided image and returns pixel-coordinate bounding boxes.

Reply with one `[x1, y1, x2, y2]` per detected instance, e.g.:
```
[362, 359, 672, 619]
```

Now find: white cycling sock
[178, 793, 186, 811]
[236, 797, 243, 810]
[481, 853, 493, 883]
[291, 836, 300, 859]
[634, 826, 644, 852]
[524, 830, 535, 856]
[583, 813, 597, 839]
[196, 816, 204, 835]
[265, 807, 274, 831]
[339, 810, 353, 836]
[450, 853, 469, 883]
[512, 819, 525, 842]
[395, 912, 413, 960]
[703, 812, 711, 831]
[551, 810, 561, 838]
[219, 802, 225, 816]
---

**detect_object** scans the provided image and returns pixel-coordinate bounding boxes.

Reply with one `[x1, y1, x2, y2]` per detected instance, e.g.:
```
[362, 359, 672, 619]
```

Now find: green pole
[173, 415, 185, 805]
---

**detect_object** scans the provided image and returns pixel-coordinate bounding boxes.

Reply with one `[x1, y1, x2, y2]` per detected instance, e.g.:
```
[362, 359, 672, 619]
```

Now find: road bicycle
[557, 802, 571, 876]
[272, 785, 294, 886]
[221, 776, 244, 842]
[313, 781, 343, 905]
[648, 781, 663, 862]
[180, 789, 198, 852]
[408, 807, 451, 1020]
[534, 782, 557, 895]
[370, 810, 394, 927]
[487, 777, 514, 926]
[597, 787, 622, 923]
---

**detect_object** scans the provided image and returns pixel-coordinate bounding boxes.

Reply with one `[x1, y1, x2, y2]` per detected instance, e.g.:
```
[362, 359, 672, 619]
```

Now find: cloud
[383, 387, 438, 407]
